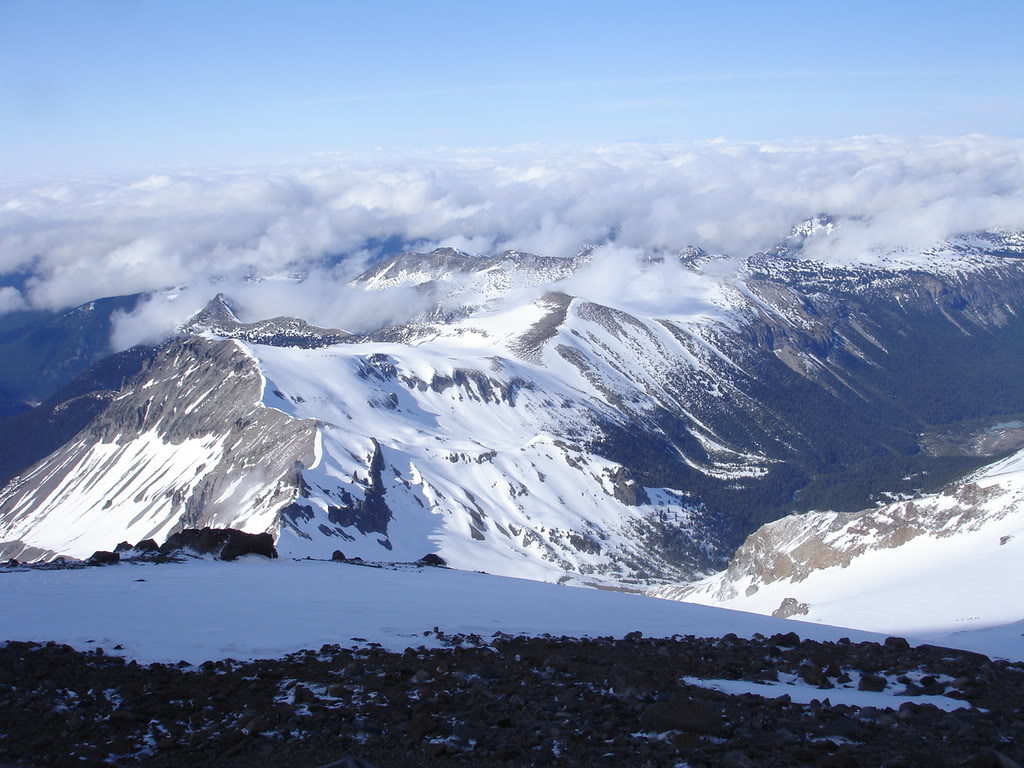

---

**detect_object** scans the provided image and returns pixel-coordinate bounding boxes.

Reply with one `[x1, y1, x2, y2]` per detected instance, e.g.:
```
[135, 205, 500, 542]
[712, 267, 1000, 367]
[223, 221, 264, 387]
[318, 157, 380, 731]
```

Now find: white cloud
[2, 136, 1023, 322]
[558, 244, 728, 321]
[107, 271, 435, 352]
[0, 286, 28, 315]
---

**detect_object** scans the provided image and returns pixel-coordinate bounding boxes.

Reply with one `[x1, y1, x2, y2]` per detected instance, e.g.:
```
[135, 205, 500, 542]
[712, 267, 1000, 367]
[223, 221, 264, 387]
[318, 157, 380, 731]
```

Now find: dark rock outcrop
[87, 550, 120, 566]
[159, 528, 277, 561]
[324, 439, 393, 537]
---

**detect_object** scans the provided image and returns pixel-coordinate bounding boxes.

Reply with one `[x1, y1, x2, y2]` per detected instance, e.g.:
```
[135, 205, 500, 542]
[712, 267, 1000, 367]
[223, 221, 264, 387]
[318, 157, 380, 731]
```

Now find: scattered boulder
[419, 553, 447, 567]
[770, 631, 801, 647]
[884, 636, 911, 650]
[0, 632, 1020, 767]
[639, 697, 722, 735]
[160, 528, 277, 561]
[331, 550, 347, 562]
[87, 550, 120, 566]
[133, 539, 159, 553]
[798, 663, 826, 687]
[858, 673, 887, 692]
[113, 541, 134, 553]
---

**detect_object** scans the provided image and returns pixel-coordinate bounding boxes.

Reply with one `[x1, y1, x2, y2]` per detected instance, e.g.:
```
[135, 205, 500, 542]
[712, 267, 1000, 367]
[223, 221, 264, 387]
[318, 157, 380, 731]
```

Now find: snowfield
[0, 558, 1019, 667]
[651, 448, 1024, 662]
[0, 558, 894, 665]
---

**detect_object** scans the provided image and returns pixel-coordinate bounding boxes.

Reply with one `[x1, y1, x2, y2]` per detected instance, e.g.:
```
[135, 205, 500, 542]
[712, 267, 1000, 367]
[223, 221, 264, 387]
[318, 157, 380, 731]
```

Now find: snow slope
[0, 338, 318, 559]
[254, 316, 723, 584]
[0, 558, 922, 664]
[651, 449, 1024, 657]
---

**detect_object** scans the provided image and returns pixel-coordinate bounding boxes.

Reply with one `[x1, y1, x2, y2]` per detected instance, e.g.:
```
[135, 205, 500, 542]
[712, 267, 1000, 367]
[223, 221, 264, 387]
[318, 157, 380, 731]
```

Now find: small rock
[858, 673, 887, 692]
[419, 553, 447, 567]
[292, 685, 316, 705]
[639, 698, 722, 735]
[331, 550, 347, 562]
[799, 663, 826, 687]
[409, 714, 439, 740]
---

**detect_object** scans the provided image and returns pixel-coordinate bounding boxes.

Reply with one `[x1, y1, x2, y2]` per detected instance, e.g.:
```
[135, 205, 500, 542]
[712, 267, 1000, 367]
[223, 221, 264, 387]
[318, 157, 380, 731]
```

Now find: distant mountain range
[2, 222, 1023, 592]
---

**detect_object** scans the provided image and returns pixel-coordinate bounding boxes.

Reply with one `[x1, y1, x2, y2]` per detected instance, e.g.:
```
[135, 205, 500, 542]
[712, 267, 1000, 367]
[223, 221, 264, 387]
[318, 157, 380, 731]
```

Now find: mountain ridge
[2, 228, 1023, 589]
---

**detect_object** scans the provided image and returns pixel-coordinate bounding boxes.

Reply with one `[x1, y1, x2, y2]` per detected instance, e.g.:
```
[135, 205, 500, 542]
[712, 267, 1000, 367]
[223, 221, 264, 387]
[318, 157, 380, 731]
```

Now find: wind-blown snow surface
[0, 559, 914, 665]
[651, 449, 1024, 659]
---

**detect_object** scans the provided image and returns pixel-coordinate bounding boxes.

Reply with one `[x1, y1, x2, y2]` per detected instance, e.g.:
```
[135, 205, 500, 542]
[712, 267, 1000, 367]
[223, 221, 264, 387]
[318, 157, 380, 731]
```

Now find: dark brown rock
[639, 698, 721, 734]
[160, 528, 277, 561]
[858, 674, 887, 692]
[800, 663, 826, 687]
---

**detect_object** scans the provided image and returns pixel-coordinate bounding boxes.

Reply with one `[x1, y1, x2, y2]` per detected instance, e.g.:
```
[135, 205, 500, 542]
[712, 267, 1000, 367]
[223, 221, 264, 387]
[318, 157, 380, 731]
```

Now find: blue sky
[2, 0, 1023, 175]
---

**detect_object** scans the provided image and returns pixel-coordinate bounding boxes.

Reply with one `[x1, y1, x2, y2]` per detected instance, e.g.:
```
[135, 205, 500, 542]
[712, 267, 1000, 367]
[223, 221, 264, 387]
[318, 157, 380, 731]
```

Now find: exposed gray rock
[0, 337, 319, 553]
[183, 294, 357, 348]
[772, 597, 810, 618]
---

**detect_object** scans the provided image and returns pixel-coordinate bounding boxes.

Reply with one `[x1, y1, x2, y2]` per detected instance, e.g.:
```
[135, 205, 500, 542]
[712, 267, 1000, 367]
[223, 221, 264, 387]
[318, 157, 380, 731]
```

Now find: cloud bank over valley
[2, 136, 1023, 345]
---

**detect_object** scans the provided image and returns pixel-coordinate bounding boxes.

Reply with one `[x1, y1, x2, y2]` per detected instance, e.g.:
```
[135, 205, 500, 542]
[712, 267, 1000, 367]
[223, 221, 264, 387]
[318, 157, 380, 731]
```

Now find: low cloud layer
[3, 136, 1024, 322]
[108, 273, 436, 352]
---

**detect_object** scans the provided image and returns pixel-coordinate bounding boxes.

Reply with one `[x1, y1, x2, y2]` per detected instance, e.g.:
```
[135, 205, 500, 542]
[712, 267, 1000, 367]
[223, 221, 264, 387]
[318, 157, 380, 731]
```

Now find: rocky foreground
[2, 630, 1023, 768]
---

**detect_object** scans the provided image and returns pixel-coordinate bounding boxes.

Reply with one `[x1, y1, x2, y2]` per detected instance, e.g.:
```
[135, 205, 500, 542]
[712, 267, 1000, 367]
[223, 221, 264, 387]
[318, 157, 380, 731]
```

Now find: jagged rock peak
[187, 293, 240, 327]
[181, 293, 355, 349]
[788, 213, 840, 240]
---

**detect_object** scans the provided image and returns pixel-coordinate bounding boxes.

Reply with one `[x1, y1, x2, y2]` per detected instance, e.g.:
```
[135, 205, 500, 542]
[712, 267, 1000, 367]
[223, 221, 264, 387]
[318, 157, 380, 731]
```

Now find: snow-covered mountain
[2, 225, 1024, 589]
[650, 447, 1024, 644]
